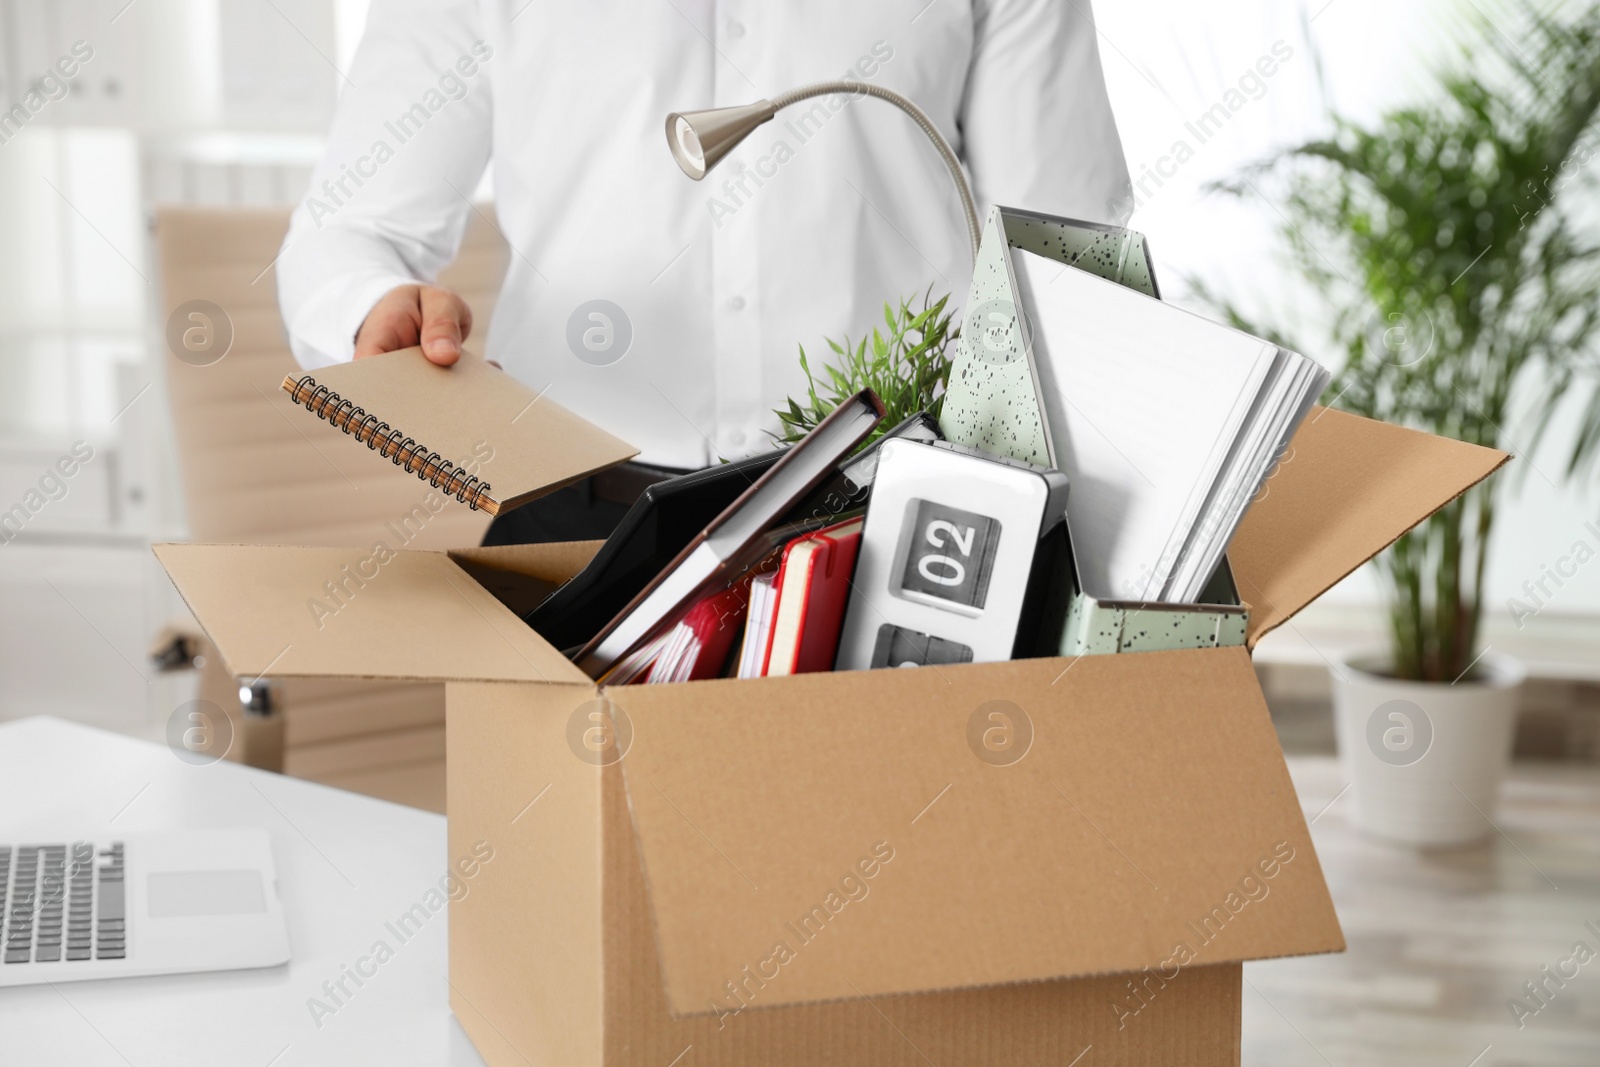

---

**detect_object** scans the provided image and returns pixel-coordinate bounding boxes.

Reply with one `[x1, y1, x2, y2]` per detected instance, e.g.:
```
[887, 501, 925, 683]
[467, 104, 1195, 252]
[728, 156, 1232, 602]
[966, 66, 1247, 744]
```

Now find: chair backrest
[155, 207, 508, 548]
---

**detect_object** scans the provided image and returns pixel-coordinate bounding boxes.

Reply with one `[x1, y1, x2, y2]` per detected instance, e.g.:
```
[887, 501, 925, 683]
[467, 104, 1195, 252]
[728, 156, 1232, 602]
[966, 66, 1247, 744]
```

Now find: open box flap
[154, 543, 590, 684]
[448, 541, 606, 581]
[608, 647, 1343, 1015]
[1231, 408, 1509, 646]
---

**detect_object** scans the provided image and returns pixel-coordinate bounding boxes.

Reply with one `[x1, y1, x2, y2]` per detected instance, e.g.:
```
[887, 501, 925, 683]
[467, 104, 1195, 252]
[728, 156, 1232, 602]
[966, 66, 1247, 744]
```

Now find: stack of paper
[1011, 248, 1328, 603]
[736, 574, 778, 679]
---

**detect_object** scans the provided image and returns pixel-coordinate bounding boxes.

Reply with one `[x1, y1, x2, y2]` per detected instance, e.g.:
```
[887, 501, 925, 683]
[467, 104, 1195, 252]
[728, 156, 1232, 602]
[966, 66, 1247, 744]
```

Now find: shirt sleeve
[276, 0, 494, 369]
[958, 0, 1133, 227]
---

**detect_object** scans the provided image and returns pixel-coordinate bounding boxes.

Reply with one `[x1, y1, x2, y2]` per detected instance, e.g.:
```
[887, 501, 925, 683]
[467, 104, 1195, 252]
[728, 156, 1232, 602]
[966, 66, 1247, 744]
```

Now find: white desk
[0, 717, 487, 1067]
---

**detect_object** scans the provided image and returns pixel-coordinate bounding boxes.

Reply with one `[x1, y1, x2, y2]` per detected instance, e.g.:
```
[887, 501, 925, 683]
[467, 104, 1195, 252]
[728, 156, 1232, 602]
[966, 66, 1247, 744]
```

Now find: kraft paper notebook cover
[281, 347, 637, 516]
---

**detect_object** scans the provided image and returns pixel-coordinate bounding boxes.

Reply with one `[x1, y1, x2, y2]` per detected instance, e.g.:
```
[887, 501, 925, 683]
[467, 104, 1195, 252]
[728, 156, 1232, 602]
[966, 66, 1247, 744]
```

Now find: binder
[645, 580, 755, 684]
[523, 450, 781, 652]
[940, 205, 1321, 631]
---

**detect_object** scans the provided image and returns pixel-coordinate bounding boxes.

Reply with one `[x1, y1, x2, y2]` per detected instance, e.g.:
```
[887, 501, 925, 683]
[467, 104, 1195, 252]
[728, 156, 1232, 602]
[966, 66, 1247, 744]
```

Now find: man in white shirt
[277, 0, 1129, 542]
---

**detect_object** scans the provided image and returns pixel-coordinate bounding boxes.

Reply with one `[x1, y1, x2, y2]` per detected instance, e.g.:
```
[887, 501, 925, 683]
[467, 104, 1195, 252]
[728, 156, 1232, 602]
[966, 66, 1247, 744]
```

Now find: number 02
[918, 519, 974, 586]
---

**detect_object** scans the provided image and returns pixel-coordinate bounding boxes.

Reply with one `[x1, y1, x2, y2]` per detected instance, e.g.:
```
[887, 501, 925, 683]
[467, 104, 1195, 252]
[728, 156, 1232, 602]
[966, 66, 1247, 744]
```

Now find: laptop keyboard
[2, 842, 125, 964]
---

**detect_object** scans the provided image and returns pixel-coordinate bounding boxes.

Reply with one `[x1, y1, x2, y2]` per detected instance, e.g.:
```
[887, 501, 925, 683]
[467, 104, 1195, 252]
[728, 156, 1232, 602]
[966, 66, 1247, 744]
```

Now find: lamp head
[665, 101, 777, 180]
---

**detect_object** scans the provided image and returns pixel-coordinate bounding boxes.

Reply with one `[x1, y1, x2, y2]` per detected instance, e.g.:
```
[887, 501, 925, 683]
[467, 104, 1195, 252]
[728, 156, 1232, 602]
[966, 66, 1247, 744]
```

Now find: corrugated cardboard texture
[156, 206, 501, 548]
[609, 647, 1341, 1016]
[154, 543, 585, 684]
[448, 682, 1245, 1067]
[452, 543, 606, 617]
[448, 681, 607, 1067]
[293, 348, 638, 514]
[1232, 407, 1508, 645]
[450, 541, 606, 583]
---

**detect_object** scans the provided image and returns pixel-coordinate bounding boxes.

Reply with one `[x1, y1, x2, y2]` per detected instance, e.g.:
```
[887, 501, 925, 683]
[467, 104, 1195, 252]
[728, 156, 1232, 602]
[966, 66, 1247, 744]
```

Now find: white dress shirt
[277, 0, 1130, 469]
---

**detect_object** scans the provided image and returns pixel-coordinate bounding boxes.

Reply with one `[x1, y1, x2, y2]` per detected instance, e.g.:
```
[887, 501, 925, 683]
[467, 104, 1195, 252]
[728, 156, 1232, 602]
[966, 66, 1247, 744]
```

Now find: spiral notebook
[280, 348, 638, 515]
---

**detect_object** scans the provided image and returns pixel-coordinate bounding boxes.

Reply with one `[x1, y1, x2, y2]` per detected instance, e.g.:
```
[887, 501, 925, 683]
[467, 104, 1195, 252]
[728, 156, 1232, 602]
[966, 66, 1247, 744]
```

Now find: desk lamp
[665, 82, 981, 261]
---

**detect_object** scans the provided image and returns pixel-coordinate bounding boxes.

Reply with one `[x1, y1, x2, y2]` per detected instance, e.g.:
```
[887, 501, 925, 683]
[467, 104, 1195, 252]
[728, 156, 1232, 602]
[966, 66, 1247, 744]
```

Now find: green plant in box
[773, 289, 959, 449]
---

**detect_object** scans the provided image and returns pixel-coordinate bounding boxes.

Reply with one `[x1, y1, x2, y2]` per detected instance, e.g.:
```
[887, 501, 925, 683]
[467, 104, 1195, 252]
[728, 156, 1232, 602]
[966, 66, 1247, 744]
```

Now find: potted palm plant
[1207, 7, 1600, 844]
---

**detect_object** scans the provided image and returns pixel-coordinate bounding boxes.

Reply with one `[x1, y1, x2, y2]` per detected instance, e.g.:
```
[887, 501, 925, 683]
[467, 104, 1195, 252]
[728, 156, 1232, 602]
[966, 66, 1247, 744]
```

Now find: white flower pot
[1331, 650, 1524, 847]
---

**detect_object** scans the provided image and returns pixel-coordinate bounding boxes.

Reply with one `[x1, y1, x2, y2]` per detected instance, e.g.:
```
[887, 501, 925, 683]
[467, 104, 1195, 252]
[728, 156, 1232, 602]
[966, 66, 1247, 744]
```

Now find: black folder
[523, 450, 781, 653]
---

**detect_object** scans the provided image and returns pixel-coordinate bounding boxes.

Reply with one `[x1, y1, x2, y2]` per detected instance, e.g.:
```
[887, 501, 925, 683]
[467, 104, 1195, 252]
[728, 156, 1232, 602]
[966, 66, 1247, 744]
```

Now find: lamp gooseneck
[666, 82, 981, 262]
[767, 82, 980, 261]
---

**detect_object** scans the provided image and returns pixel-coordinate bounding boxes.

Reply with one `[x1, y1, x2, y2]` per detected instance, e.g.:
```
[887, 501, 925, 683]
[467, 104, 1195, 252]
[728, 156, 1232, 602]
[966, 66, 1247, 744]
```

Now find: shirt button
[728, 296, 746, 311]
[727, 20, 746, 39]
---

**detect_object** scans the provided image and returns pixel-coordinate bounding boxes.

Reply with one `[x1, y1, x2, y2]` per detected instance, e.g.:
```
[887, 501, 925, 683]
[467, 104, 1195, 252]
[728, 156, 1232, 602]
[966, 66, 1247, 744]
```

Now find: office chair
[154, 206, 508, 812]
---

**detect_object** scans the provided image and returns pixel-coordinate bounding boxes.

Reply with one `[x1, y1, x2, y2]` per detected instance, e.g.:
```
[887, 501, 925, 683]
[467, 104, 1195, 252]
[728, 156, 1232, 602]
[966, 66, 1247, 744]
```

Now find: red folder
[646, 579, 753, 684]
[763, 517, 864, 676]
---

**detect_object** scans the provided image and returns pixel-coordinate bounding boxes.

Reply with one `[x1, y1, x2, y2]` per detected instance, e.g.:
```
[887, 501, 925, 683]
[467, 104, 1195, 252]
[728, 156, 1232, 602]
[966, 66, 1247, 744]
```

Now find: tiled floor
[1250, 757, 1600, 1066]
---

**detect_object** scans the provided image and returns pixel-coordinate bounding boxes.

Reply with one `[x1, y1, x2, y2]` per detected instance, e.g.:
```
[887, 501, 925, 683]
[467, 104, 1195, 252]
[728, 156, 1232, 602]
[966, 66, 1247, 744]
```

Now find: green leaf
[1188, 2, 1600, 681]
[774, 288, 962, 450]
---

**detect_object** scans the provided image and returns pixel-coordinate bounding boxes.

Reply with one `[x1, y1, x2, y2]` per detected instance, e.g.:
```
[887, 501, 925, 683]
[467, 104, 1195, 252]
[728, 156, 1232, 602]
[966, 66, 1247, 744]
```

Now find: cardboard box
[154, 401, 1505, 1065]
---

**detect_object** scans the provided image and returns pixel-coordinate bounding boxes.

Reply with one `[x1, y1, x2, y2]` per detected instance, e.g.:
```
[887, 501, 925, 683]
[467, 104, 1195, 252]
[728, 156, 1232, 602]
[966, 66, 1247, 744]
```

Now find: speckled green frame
[1060, 561, 1249, 655]
[941, 207, 1159, 467]
[940, 205, 1248, 656]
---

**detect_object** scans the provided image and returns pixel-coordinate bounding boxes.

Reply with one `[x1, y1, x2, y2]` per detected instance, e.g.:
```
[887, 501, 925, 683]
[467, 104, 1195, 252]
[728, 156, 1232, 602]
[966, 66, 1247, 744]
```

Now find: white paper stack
[736, 573, 778, 679]
[1011, 248, 1328, 604]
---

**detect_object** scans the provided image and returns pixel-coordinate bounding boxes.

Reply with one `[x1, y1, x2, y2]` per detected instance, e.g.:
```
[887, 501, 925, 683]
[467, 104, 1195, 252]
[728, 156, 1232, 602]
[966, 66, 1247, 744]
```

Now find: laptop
[0, 829, 289, 986]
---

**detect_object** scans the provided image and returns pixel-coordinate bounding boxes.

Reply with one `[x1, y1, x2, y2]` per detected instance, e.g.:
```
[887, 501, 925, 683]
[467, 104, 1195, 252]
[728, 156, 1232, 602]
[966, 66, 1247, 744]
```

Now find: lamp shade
[664, 101, 777, 180]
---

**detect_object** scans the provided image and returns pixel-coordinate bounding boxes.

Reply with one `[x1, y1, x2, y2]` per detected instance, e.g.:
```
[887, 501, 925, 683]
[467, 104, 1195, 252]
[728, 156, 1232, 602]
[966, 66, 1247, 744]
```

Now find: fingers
[419, 287, 471, 366]
[354, 285, 421, 360]
[352, 285, 474, 365]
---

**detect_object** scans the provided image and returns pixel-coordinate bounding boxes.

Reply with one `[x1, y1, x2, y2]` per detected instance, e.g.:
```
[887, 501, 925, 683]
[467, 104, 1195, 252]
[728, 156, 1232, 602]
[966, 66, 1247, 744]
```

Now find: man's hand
[354, 284, 473, 366]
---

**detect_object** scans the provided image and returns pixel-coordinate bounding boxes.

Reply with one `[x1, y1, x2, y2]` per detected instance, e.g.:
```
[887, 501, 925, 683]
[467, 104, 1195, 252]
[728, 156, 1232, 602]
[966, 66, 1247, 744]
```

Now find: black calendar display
[897, 500, 1000, 611]
[871, 624, 975, 668]
[835, 439, 1069, 671]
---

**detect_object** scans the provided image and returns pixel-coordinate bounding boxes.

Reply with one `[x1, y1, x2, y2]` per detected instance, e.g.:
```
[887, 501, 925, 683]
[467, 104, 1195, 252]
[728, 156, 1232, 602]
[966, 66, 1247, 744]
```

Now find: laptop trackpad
[146, 870, 267, 918]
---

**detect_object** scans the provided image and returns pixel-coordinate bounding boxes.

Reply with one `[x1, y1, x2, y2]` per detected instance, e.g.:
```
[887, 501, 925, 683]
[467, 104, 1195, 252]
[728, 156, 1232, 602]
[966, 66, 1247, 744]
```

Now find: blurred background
[3, 0, 1596, 748]
[0, 0, 358, 734]
[0, 2, 1596, 1062]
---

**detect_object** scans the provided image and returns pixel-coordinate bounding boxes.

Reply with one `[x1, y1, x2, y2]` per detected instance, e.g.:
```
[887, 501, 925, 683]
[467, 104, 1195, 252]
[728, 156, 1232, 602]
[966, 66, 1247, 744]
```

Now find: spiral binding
[287, 374, 494, 511]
